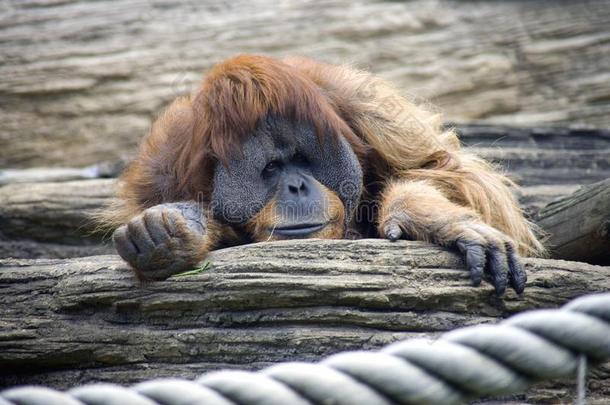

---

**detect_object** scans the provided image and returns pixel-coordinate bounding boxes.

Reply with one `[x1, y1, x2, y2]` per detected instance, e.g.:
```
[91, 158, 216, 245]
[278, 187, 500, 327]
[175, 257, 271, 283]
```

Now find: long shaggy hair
[283, 56, 545, 256]
[100, 54, 545, 256]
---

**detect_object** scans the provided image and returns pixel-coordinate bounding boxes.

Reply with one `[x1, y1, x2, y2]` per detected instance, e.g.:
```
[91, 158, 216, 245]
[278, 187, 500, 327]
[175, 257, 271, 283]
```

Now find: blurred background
[1, 0, 609, 168]
[0, 0, 609, 261]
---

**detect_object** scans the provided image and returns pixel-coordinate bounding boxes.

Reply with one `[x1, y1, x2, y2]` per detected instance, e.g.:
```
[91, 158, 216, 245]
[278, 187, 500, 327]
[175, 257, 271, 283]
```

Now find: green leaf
[174, 262, 211, 277]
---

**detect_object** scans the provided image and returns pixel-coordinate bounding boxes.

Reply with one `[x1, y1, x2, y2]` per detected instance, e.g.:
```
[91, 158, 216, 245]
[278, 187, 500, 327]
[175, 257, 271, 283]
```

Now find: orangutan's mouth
[271, 222, 327, 236]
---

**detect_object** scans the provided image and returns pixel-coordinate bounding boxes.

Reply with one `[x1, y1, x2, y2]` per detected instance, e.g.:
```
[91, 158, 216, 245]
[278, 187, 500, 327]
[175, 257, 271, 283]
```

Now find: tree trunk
[536, 179, 610, 265]
[1, 239, 609, 403]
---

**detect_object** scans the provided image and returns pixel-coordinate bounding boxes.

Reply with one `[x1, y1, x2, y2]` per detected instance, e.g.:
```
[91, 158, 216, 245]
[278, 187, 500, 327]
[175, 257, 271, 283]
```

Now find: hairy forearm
[378, 179, 477, 244]
[377, 179, 526, 295]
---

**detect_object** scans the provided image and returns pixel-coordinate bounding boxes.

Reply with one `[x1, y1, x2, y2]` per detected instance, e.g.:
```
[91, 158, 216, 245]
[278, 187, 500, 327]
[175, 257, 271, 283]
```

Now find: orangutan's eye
[263, 160, 282, 175]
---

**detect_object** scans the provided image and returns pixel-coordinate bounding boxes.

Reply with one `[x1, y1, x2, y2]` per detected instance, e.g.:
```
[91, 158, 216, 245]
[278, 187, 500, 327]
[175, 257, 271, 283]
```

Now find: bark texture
[457, 125, 610, 188]
[0, 177, 573, 258]
[0, 179, 116, 244]
[536, 179, 610, 265]
[0, 239, 609, 403]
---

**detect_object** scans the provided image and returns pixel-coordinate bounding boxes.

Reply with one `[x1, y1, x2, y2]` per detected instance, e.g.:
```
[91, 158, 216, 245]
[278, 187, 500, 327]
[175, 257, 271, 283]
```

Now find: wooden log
[2, 125, 609, 189]
[0, 240, 113, 259]
[456, 125, 610, 151]
[517, 184, 581, 215]
[0, 160, 127, 186]
[0, 239, 609, 403]
[536, 179, 610, 265]
[457, 125, 610, 187]
[0, 179, 116, 244]
[0, 130, 605, 259]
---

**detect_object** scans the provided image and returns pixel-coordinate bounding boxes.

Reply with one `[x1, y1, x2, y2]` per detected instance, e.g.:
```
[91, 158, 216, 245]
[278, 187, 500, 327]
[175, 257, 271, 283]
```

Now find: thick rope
[2, 293, 609, 405]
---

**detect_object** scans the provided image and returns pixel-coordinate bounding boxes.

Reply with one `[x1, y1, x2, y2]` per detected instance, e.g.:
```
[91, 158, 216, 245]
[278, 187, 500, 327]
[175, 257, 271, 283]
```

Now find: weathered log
[517, 184, 581, 215]
[0, 240, 113, 259]
[4, 126, 610, 189]
[456, 125, 610, 150]
[0, 239, 608, 402]
[458, 125, 610, 187]
[0, 179, 116, 244]
[536, 179, 610, 265]
[0, 160, 127, 186]
[2, 1, 609, 168]
[3, 125, 609, 188]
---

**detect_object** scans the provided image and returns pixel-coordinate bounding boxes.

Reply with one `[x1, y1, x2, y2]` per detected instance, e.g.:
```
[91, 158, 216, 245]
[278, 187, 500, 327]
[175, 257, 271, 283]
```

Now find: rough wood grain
[0, 160, 126, 186]
[0, 239, 609, 403]
[517, 184, 581, 215]
[1, 1, 609, 168]
[0, 179, 116, 244]
[0, 240, 113, 259]
[536, 179, 610, 265]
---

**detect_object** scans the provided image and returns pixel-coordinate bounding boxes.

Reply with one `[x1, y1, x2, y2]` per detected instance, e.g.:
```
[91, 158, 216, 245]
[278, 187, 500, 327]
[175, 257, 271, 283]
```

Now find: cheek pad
[210, 139, 271, 225]
[308, 135, 363, 223]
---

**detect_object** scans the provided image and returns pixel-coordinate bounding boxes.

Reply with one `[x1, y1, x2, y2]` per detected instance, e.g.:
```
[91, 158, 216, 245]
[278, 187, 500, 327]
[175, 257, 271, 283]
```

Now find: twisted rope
[2, 293, 609, 405]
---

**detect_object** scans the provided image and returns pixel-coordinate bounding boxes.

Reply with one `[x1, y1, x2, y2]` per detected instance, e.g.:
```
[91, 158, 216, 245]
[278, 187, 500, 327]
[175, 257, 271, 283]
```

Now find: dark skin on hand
[108, 55, 545, 295]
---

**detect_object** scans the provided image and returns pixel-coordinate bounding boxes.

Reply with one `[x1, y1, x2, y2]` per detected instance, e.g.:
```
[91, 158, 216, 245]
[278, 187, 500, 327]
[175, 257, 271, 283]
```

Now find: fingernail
[385, 224, 402, 241]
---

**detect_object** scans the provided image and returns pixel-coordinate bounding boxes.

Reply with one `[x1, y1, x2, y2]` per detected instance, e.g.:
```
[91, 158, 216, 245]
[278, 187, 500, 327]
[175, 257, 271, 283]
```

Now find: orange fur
[378, 180, 480, 244]
[103, 55, 365, 232]
[284, 56, 544, 256]
[102, 54, 544, 258]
